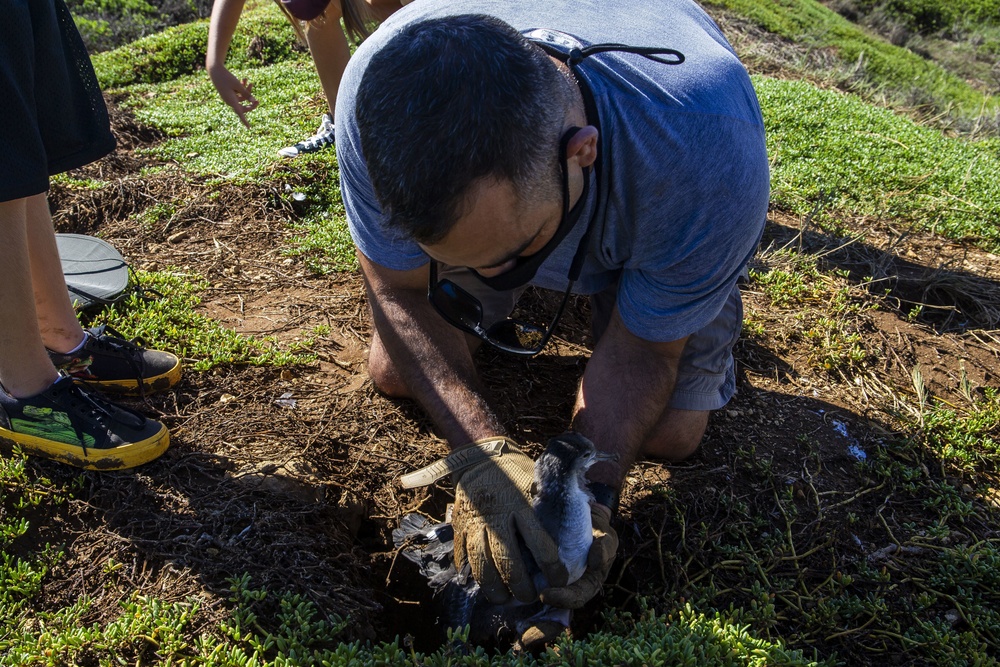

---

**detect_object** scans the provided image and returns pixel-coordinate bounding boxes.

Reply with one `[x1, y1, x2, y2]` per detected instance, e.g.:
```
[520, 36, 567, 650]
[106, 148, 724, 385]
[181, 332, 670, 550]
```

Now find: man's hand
[539, 504, 618, 609]
[518, 620, 568, 654]
[451, 437, 569, 604]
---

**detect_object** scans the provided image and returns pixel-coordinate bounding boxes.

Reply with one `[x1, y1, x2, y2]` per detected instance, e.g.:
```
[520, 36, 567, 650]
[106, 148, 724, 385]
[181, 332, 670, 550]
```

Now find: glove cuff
[398, 436, 524, 488]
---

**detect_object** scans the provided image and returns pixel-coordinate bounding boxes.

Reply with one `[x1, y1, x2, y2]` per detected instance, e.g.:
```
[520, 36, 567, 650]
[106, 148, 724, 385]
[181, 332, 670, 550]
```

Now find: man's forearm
[365, 280, 505, 448]
[571, 311, 685, 492]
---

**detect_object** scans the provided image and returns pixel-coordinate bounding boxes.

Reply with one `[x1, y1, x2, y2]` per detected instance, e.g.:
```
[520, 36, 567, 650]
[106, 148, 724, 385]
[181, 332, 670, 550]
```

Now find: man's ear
[566, 125, 599, 168]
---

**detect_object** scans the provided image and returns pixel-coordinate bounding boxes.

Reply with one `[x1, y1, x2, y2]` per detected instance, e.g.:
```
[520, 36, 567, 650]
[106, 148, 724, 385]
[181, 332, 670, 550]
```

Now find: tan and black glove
[517, 620, 568, 654]
[399, 436, 568, 604]
[539, 503, 618, 609]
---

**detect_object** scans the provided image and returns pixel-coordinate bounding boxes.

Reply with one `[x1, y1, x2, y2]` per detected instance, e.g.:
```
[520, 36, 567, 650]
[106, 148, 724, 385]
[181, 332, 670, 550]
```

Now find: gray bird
[392, 432, 615, 649]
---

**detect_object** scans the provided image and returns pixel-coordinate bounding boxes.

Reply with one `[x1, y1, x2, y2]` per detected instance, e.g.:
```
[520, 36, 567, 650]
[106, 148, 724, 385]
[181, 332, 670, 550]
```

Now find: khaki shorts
[438, 265, 743, 412]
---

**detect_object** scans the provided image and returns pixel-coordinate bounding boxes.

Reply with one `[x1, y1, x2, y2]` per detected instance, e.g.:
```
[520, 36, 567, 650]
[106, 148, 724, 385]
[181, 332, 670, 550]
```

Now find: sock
[57, 333, 88, 356]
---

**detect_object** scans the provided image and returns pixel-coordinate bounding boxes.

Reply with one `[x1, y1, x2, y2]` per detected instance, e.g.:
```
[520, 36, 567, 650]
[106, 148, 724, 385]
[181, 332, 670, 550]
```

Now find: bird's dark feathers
[393, 513, 542, 647]
[392, 514, 461, 592]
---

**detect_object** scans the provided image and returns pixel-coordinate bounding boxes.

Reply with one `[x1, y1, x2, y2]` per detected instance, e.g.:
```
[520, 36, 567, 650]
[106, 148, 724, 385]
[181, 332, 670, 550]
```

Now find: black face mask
[468, 32, 685, 292]
[425, 127, 597, 357]
[472, 126, 592, 292]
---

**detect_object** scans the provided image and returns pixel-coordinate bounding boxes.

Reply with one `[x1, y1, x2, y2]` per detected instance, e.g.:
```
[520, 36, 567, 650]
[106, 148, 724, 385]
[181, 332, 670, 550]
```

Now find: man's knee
[641, 409, 710, 463]
[366, 336, 412, 399]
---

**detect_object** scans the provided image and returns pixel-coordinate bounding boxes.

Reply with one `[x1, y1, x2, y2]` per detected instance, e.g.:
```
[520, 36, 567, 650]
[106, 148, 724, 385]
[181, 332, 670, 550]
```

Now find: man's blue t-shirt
[336, 0, 769, 343]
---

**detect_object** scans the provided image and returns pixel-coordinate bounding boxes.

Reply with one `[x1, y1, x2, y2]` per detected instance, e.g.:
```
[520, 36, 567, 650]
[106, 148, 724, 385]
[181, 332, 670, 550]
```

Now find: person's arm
[358, 251, 568, 603]
[304, 4, 352, 116]
[539, 307, 686, 612]
[573, 307, 688, 496]
[357, 251, 503, 445]
[207, 0, 259, 127]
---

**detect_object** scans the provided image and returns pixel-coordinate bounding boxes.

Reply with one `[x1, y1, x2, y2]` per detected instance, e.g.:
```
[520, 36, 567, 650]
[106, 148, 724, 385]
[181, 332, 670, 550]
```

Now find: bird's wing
[392, 514, 460, 593]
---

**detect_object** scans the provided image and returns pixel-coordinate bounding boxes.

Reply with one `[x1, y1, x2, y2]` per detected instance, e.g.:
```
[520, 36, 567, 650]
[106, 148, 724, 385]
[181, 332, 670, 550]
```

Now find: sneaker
[277, 113, 335, 157]
[49, 325, 181, 397]
[0, 374, 169, 470]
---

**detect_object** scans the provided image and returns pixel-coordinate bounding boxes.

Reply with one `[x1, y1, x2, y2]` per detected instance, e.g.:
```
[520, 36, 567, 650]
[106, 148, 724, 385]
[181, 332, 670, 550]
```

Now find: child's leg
[24, 193, 86, 355]
[0, 197, 61, 398]
[305, 14, 352, 114]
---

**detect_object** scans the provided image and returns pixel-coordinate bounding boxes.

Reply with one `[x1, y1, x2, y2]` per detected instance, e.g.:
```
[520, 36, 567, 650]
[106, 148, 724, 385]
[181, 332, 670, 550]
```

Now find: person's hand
[539, 503, 618, 609]
[517, 620, 567, 654]
[451, 437, 569, 604]
[208, 66, 259, 128]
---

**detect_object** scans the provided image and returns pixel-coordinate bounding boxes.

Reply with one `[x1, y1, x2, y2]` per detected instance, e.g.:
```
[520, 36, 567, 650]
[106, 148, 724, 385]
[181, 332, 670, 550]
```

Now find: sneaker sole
[76, 358, 182, 396]
[277, 142, 333, 158]
[0, 421, 169, 471]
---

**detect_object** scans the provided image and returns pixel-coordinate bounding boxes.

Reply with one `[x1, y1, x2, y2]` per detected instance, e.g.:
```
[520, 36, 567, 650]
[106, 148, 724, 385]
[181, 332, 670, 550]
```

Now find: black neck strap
[564, 42, 685, 67]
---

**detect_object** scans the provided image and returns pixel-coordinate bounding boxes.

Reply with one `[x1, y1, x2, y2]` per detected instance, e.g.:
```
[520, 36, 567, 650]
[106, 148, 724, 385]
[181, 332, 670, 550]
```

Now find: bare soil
[26, 91, 1000, 660]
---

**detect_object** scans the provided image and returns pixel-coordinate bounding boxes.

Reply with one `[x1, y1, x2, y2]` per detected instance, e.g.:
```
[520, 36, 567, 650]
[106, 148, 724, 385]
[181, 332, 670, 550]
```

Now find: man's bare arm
[361, 251, 569, 601]
[357, 251, 504, 447]
[540, 307, 687, 609]
[572, 306, 688, 492]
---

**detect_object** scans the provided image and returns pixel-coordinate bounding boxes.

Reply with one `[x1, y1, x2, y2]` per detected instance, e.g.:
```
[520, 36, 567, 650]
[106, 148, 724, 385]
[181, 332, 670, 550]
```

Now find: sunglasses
[428, 261, 575, 356]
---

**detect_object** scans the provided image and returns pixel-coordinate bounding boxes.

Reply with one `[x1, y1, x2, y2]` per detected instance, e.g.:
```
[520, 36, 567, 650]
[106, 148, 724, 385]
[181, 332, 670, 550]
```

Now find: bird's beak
[594, 451, 619, 462]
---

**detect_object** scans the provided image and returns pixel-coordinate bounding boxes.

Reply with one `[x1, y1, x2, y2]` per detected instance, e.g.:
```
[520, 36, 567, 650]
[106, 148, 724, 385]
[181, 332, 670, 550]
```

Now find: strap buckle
[398, 437, 520, 488]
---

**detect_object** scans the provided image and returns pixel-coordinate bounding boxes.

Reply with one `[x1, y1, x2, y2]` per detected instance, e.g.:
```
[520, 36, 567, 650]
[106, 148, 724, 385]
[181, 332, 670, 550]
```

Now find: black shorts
[1, 0, 116, 203]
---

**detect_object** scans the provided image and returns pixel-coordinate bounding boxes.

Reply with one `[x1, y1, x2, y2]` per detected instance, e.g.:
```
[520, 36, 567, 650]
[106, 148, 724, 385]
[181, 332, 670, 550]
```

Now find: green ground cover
[98, 270, 311, 370]
[847, 0, 1000, 32]
[92, 6, 299, 89]
[756, 76, 1000, 249]
[707, 0, 1000, 131]
[67, 0, 214, 53]
[0, 544, 826, 666]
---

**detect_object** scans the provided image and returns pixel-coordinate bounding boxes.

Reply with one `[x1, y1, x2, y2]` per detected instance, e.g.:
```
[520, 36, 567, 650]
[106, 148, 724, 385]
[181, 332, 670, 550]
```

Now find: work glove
[450, 437, 569, 604]
[517, 620, 568, 655]
[539, 503, 618, 609]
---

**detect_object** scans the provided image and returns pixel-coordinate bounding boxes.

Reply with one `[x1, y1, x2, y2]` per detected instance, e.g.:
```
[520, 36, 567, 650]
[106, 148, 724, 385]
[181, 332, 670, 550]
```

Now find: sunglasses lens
[487, 319, 547, 353]
[431, 280, 485, 330]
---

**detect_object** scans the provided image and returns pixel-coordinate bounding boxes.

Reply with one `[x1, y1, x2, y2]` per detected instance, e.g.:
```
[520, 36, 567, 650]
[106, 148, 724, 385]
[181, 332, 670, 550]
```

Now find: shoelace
[61, 381, 117, 455]
[88, 324, 148, 398]
[296, 119, 335, 151]
[298, 131, 334, 151]
[64, 379, 148, 455]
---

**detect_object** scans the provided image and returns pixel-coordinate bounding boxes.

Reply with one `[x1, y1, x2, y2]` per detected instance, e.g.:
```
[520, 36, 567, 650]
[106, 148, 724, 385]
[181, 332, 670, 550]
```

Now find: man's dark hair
[356, 14, 571, 244]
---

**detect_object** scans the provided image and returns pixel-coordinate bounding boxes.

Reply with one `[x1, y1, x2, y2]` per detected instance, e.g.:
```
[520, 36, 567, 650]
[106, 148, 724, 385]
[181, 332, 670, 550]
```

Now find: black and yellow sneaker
[0, 374, 169, 470]
[48, 325, 181, 396]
